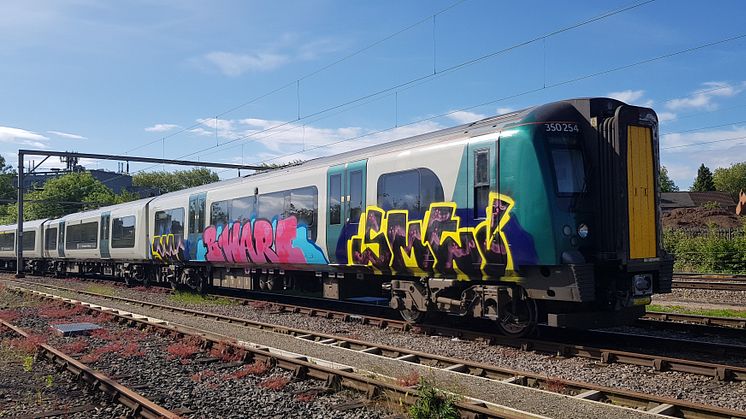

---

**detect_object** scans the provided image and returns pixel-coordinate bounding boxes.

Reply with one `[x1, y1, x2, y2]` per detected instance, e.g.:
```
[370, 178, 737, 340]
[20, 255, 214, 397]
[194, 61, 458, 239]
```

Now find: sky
[1, 0, 746, 190]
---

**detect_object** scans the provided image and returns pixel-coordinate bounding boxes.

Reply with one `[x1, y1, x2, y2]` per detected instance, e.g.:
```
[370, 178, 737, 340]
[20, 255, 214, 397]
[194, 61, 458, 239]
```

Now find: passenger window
[23, 231, 35, 251]
[329, 174, 341, 225]
[155, 208, 185, 236]
[474, 149, 491, 218]
[111, 216, 136, 248]
[377, 168, 444, 218]
[0, 232, 13, 251]
[66, 222, 99, 249]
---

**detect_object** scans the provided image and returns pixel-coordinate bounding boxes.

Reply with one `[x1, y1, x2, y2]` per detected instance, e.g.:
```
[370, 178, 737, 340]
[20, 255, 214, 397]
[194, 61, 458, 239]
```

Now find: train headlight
[577, 224, 589, 238]
[562, 225, 572, 236]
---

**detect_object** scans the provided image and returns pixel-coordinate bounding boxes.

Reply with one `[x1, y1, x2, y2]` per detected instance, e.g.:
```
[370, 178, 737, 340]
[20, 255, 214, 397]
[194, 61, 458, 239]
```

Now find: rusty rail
[0, 319, 179, 419]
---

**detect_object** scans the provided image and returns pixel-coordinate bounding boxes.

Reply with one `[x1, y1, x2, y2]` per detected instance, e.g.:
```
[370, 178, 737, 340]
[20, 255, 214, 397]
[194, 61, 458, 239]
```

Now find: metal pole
[16, 152, 24, 278]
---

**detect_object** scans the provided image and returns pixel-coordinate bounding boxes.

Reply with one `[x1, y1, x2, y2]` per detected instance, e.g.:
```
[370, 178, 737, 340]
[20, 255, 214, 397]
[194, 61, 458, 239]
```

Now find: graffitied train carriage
[6, 98, 673, 336]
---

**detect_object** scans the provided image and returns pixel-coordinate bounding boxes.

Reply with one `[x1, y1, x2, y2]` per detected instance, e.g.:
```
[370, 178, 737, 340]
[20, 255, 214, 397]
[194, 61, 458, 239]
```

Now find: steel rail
[8, 286, 548, 419]
[672, 280, 746, 291]
[8, 283, 746, 419]
[0, 319, 179, 419]
[643, 311, 746, 330]
[11, 278, 746, 378]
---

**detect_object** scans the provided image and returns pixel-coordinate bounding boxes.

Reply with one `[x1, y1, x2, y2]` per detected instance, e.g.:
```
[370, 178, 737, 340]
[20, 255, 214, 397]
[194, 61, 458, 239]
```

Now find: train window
[474, 149, 491, 218]
[329, 174, 341, 225]
[111, 216, 136, 248]
[288, 186, 318, 241]
[552, 148, 586, 194]
[66, 222, 99, 249]
[100, 214, 110, 240]
[23, 231, 36, 251]
[210, 200, 230, 226]
[154, 208, 185, 236]
[377, 168, 444, 217]
[45, 228, 57, 250]
[349, 170, 363, 221]
[256, 187, 318, 240]
[0, 232, 13, 251]
[231, 196, 255, 224]
[189, 195, 206, 234]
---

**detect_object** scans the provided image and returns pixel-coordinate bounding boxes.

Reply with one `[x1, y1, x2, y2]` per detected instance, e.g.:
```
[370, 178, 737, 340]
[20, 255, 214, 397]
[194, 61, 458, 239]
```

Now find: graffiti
[347, 193, 536, 279]
[151, 234, 186, 263]
[199, 216, 327, 265]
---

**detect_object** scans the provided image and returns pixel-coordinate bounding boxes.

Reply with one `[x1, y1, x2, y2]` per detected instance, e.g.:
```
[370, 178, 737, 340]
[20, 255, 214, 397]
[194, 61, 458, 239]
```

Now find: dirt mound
[662, 207, 743, 229]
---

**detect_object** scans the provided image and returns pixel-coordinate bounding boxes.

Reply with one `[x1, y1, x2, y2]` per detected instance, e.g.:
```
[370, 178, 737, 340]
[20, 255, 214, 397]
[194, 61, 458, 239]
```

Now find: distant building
[661, 191, 736, 213]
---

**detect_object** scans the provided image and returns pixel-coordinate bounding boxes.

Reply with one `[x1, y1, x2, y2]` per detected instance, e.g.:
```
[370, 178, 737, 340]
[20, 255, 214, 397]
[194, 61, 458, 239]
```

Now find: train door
[188, 193, 207, 260]
[100, 212, 111, 258]
[469, 138, 504, 274]
[626, 125, 656, 259]
[325, 160, 367, 263]
[57, 220, 65, 258]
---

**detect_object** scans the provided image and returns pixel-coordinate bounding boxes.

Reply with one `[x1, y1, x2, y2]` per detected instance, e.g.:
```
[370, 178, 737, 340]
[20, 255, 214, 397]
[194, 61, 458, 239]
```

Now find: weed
[0, 309, 20, 322]
[89, 329, 114, 341]
[396, 370, 420, 387]
[59, 339, 88, 354]
[121, 342, 144, 358]
[228, 361, 270, 379]
[23, 356, 34, 372]
[45, 375, 54, 388]
[209, 346, 245, 363]
[39, 304, 86, 319]
[166, 342, 200, 360]
[647, 304, 746, 319]
[80, 352, 102, 363]
[544, 377, 567, 394]
[9, 334, 47, 355]
[86, 284, 116, 297]
[169, 291, 235, 306]
[259, 376, 290, 391]
[295, 391, 319, 402]
[408, 379, 459, 419]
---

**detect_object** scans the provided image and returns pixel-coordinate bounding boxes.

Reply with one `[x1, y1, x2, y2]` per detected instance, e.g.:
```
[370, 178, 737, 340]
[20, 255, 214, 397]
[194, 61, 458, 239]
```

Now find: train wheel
[399, 308, 428, 324]
[496, 294, 537, 337]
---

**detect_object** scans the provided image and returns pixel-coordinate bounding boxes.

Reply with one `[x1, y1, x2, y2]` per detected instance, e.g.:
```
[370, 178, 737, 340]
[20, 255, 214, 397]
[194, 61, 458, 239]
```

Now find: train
[1, 97, 673, 336]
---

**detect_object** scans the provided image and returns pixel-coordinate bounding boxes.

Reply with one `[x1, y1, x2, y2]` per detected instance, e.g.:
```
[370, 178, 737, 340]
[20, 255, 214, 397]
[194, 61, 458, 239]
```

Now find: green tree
[24, 172, 116, 220]
[690, 163, 715, 192]
[132, 168, 219, 194]
[713, 162, 746, 200]
[659, 166, 679, 192]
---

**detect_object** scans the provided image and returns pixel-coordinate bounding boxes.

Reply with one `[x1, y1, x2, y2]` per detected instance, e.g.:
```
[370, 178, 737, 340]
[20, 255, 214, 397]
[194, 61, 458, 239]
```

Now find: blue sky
[1, 0, 745, 190]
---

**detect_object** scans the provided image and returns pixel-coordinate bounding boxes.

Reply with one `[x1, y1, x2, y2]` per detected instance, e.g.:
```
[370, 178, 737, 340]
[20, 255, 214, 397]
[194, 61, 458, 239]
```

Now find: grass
[85, 284, 116, 297]
[169, 291, 237, 306]
[647, 304, 746, 319]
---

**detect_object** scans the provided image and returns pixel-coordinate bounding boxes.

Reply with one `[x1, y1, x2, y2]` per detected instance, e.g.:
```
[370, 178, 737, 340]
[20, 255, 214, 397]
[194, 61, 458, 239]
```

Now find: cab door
[57, 220, 65, 258]
[100, 212, 111, 258]
[326, 160, 367, 263]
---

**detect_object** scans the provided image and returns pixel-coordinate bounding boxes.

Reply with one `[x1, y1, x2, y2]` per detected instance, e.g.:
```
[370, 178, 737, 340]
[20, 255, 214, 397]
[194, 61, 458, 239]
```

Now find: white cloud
[608, 89, 645, 104]
[203, 51, 289, 76]
[657, 112, 677, 123]
[47, 130, 86, 140]
[447, 110, 486, 124]
[665, 81, 744, 111]
[661, 125, 746, 152]
[145, 123, 180, 133]
[496, 107, 514, 115]
[0, 126, 49, 148]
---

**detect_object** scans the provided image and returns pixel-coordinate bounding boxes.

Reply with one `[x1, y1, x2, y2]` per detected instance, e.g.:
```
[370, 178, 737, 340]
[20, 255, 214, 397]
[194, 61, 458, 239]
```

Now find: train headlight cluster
[577, 224, 589, 238]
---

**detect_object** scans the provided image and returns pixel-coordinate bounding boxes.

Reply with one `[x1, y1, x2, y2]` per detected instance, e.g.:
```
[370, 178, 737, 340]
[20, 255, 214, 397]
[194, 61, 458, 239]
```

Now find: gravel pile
[8, 277, 743, 416]
[0, 295, 388, 419]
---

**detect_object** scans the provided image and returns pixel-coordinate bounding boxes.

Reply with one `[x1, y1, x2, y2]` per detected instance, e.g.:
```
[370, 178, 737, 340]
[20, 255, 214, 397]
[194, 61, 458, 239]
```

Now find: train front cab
[539, 98, 674, 328]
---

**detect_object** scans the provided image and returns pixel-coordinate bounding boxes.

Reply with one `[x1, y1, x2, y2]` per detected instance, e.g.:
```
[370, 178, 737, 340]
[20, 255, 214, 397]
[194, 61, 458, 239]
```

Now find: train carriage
[7, 98, 674, 336]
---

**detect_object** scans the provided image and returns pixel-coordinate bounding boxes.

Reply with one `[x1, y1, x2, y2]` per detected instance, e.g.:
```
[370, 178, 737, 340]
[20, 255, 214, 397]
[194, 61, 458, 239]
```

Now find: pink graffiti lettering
[203, 217, 311, 264]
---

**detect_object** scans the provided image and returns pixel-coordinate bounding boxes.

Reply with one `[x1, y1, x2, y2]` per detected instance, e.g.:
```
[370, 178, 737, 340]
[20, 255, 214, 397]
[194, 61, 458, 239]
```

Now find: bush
[664, 227, 746, 274]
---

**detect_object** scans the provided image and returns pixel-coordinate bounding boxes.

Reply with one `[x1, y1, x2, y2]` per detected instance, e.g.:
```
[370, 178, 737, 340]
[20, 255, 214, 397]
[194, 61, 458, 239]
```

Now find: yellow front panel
[627, 126, 656, 259]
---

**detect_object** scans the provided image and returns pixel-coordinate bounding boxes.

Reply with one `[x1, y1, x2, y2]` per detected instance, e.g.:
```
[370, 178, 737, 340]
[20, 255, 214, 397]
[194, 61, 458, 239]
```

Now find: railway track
[7, 281, 746, 418]
[0, 319, 178, 419]
[672, 273, 746, 291]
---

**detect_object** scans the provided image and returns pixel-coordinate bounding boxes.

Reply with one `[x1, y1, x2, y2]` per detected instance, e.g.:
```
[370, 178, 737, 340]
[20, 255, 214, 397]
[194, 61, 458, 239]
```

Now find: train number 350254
[545, 123, 580, 132]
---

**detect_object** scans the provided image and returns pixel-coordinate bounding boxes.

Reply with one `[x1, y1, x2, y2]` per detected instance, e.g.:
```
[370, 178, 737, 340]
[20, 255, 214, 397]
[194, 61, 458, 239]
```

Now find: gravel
[0, 292, 388, 419]
[7, 275, 746, 414]
[653, 288, 746, 308]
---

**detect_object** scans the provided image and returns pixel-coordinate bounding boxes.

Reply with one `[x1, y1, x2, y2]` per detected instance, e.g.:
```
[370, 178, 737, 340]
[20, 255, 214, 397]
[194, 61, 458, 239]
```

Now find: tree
[713, 162, 746, 200]
[659, 166, 679, 192]
[132, 168, 219, 194]
[24, 172, 117, 220]
[0, 154, 16, 201]
[690, 163, 715, 192]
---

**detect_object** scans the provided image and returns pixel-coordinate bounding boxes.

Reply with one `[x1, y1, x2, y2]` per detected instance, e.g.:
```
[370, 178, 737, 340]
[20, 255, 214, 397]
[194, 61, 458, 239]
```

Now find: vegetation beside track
[168, 290, 237, 306]
[648, 304, 746, 319]
[664, 228, 746, 274]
